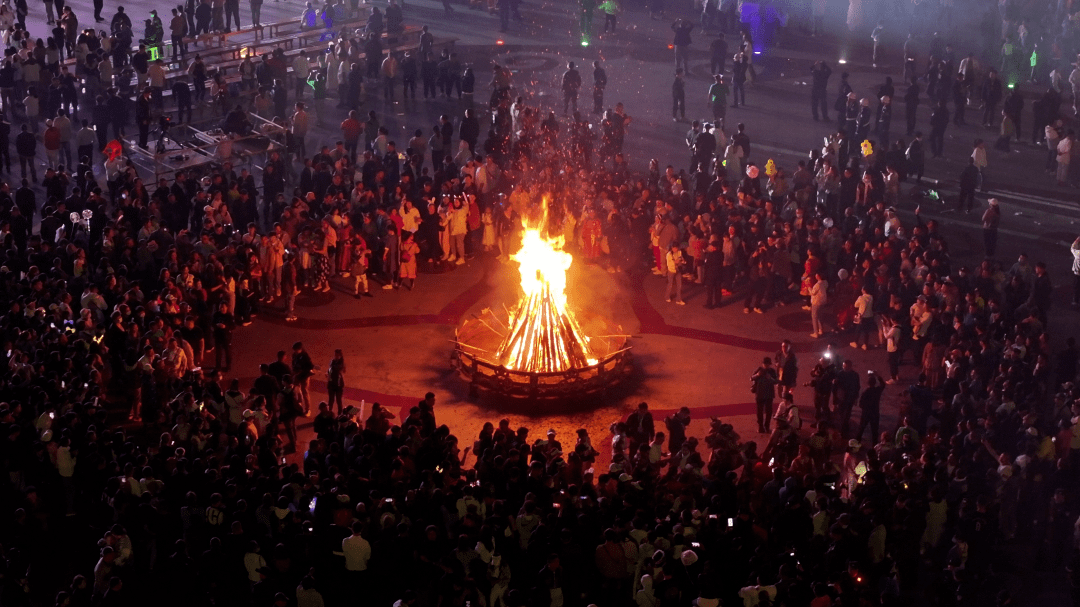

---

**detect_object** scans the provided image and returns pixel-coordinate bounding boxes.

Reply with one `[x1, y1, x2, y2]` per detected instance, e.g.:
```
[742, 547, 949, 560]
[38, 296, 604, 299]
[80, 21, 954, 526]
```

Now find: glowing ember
[495, 212, 597, 373]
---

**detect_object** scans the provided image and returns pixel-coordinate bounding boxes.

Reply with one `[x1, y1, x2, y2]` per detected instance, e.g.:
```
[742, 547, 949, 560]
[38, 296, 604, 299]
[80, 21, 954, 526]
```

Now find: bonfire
[451, 199, 630, 400]
[495, 224, 598, 373]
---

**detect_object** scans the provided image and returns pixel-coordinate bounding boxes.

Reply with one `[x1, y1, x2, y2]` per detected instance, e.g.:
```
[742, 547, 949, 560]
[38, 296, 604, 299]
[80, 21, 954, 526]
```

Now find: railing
[451, 346, 632, 400]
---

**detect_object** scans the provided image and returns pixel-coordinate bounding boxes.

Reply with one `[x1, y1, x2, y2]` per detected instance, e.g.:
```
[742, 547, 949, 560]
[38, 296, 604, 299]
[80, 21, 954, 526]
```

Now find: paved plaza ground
[17, 0, 1080, 600]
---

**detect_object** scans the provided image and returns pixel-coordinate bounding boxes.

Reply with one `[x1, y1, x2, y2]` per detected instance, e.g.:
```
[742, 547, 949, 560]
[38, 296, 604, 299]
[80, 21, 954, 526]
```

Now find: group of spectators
[1, 1, 1080, 607]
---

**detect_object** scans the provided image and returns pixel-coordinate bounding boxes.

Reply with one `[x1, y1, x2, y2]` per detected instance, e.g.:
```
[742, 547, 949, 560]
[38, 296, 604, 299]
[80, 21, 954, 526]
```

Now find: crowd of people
[2, 0, 1080, 605]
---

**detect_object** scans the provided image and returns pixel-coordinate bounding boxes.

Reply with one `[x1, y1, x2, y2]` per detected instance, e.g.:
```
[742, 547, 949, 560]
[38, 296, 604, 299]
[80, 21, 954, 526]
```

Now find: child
[349, 236, 371, 298]
[481, 207, 495, 251]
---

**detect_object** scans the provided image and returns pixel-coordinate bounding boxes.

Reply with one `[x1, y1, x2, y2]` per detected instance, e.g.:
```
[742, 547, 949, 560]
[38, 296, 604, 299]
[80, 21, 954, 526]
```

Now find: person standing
[903, 78, 919, 135]
[664, 242, 686, 305]
[835, 72, 853, 132]
[981, 69, 1003, 127]
[957, 157, 979, 213]
[775, 339, 798, 398]
[982, 198, 1001, 257]
[671, 68, 685, 122]
[971, 138, 987, 190]
[282, 252, 298, 322]
[854, 371, 884, 442]
[1028, 261, 1053, 323]
[809, 271, 827, 337]
[870, 20, 884, 67]
[75, 119, 95, 163]
[1003, 88, 1023, 139]
[625, 402, 655, 451]
[751, 358, 779, 433]
[212, 301, 235, 372]
[702, 236, 723, 308]
[882, 317, 901, 383]
[380, 52, 398, 101]
[599, 0, 618, 32]
[399, 232, 419, 290]
[731, 51, 748, 107]
[928, 101, 949, 158]
[906, 132, 925, 183]
[875, 95, 891, 144]
[672, 19, 693, 73]
[421, 52, 438, 100]
[291, 102, 309, 160]
[168, 9, 186, 60]
[326, 349, 345, 414]
[833, 359, 860, 439]
[855, 97, 872, 140]
[850, 286, 874, 350]
[1057, 129, 1073, 186]
[459, 108, 479, 152]
[693, 122, 717, 172]
[708, 74, 728, 130]
[54, 109, 72, 168]
[447, 199, 467, 264]
[342, 522, 372, 590]
[401, 51, 417, 99]
[710, 33, 727, 75]
[811, 60, 831, 121]
[592, 60, 606, 114]
[15, 124, 36, 182]
[340, 110, 362, 160]
[562, 61, 581, 115]
[291, 341, 315, 415]
[250, 0, 262, 26]
[1070, 59, 1080, 116]
[743, 244, 768, 313]
[135, 89, 151, 148]
[1071, 235, 1080, 307]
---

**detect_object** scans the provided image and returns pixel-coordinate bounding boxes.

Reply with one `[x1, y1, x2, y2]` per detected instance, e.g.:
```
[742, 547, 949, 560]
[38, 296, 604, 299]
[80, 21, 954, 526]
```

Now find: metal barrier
[450, 345, 632, 400]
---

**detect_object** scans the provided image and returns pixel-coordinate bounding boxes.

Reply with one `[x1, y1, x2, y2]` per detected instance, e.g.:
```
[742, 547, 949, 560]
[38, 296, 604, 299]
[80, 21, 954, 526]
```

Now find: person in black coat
[904, 80, 920, 136]
[928, 102, 949, 158]
[702, 236, 723, 308]
[811, 60, 831, 121]
[905, 132, 925, 183]
[854, 371, 884, 444]
[956, 157, 978, 212]
[272, 79, 288, 119]
[212, 301, 235, 371]
[625, 402, 655, 451]
[171, 78, 192, 124]
[107, 89, 127, 141]
[135, 89, 151, 148]
[0, 114, 10, 172]
[91, 96, 110, 149]
[15, 124, 36, 182]
[458, 108, 479, 152]
[347, 63, 363, 109]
